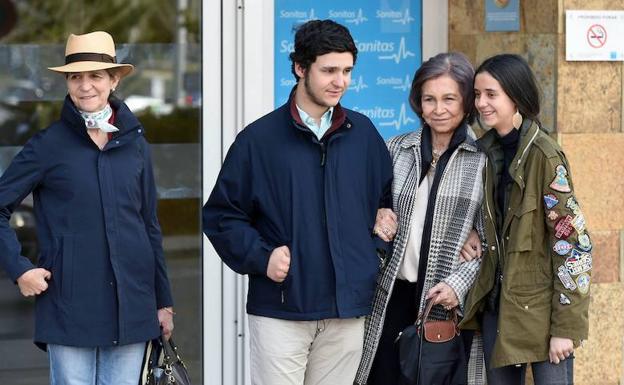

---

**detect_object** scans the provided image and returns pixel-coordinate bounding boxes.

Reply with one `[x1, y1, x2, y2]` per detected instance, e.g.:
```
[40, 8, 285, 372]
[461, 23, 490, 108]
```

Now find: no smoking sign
[586, 24, 607, 48]
[566, 10, 624, 61]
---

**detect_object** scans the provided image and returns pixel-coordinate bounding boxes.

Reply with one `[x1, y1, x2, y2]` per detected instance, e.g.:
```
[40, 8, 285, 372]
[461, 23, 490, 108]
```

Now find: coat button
[524, 305, 529, 310]
[346, 123, 351, 128]
[490, 246, 496, 251]
[505, 236, 509, 240]
[112, 340, 118, 345]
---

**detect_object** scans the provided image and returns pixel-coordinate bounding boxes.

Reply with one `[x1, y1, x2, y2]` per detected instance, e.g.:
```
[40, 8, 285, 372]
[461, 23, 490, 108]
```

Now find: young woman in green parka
[460, 54, 590, 385]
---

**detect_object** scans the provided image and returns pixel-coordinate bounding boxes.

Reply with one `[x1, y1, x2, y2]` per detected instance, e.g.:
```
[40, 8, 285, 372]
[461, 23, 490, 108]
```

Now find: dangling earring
[512, 109, 523, 129]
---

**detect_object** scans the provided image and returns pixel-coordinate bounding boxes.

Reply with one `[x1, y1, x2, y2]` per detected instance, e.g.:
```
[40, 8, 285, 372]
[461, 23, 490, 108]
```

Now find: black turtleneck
[496, 128, 520, 223]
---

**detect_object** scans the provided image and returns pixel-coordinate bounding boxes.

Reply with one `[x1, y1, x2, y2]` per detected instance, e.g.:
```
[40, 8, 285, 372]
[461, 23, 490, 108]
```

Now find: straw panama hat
[48, 31, 134, 78]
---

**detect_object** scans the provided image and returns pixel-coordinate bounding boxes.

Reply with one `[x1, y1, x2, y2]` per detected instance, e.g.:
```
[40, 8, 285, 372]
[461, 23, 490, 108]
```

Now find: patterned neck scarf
[79, 104, 119, 133]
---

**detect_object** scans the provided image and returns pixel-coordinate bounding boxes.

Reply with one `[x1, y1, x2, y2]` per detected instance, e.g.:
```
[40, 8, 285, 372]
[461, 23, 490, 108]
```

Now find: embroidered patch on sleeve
[547, 210, 559, 221]
[578, 233, 592, 251]
[565, 250, 592, 275]
[571, 214, 586, 233]
[557, 265, 577, 291]
[544, 194, 559, 209]
[576, 273, 590, 294]
[565, 196, 581, 215]
[553, 240, 574, 256]
[554, 215, 574, 239]
[559, 293, 571, 305]
[550, 165, 572, 193]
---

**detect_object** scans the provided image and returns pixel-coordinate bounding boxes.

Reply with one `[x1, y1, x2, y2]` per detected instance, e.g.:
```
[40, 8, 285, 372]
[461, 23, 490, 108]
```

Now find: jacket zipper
[514, 127, 539, 170]
[484, 157, 502, 274]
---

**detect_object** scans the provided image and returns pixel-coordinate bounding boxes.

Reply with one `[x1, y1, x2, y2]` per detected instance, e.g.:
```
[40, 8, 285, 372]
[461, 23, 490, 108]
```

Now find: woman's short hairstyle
[409, 52, 476, 124]
[289, 19, 358, 81]
[475, 54, 541, 122]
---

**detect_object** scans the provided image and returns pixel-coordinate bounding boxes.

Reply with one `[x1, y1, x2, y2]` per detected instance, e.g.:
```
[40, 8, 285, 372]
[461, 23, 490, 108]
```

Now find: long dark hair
[475, 54, 541, 123]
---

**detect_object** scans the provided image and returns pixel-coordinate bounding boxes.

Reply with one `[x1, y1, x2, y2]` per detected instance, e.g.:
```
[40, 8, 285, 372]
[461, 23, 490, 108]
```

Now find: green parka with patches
[460, 120, 591, 368]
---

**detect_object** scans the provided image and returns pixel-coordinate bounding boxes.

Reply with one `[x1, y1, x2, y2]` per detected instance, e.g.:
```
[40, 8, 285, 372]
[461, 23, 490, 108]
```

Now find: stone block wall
[449, 1, 624, 384]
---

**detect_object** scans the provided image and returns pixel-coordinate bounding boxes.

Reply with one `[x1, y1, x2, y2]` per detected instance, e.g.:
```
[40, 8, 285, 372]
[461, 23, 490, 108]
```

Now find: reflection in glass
[0, 1, 202, 383]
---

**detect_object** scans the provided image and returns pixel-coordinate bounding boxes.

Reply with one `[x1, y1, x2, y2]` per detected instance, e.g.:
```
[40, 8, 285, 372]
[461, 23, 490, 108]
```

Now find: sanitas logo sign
[379, 103, 416, 130]
[376, 74, 411, 92]
[327, 8, 368, 25]
[279, 8, 317, 22]
[355, 40, 395, 53]
[353, 106, 395, 119]
[379, 37, 415, 64]
[349, 75, 368, 92]
[376, 8, 415, 25]
[280, 78, 297, 87]
[279, 40, 295, 53]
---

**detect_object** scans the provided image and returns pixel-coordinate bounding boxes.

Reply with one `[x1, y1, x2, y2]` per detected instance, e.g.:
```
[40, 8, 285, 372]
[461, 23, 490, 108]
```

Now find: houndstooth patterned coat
[355, 127, 487, 385]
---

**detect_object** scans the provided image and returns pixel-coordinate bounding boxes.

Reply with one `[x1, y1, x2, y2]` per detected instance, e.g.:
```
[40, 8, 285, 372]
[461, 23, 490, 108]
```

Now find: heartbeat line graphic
[297, 9, 317, 23]
[392, 74, 412, 92]
[346, 9, 368, 25]
[349, 76, 368, 93]
[392, 9, 415, 25]
[379, 37, 415, 64]
[379, 103, 416, 130]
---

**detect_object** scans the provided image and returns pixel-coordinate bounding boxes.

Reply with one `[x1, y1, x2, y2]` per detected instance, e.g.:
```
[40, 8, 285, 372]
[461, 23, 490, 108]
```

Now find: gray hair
[409, 52, 476, 124]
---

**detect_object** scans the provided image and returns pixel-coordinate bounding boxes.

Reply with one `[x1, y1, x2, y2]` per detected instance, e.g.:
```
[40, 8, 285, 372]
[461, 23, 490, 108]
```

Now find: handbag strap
[415, 298, 459, 327]
[161, 337, 186, 367]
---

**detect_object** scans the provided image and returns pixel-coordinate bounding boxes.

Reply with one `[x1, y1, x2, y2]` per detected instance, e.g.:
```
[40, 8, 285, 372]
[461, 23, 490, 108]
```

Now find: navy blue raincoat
[0, 96, 173, 348]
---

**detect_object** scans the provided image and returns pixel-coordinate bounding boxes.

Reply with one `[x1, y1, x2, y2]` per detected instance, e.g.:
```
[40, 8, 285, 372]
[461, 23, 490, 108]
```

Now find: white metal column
[202, 0, 224, 384]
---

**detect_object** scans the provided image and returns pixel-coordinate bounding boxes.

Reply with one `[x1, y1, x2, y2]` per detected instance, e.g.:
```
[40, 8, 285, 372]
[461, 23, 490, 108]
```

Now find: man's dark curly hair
[289, 19, 358, 81]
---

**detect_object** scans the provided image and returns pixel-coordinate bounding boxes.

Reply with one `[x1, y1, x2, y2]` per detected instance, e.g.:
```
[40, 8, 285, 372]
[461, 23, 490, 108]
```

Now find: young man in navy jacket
[203, 19, 394, 385]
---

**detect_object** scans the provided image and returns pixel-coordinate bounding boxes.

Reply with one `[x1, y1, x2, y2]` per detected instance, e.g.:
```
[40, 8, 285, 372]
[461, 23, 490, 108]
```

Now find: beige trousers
[248, 315, 365, 385]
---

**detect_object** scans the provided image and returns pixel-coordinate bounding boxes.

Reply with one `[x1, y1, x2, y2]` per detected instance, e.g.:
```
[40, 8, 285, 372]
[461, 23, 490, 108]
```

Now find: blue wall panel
[275, 0, 422, 139]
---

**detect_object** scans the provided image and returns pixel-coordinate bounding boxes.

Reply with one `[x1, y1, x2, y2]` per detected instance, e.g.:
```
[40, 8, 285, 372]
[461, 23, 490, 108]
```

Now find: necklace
[431, 149, 442, 169]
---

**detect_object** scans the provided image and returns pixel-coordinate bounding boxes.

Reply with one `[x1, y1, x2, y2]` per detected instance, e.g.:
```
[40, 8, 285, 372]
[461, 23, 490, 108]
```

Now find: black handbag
[397, 299, 467, 385]
[139, 337, 192, 385]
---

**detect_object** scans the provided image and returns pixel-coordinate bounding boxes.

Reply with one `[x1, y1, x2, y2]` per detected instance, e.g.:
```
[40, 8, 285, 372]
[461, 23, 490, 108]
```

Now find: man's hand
[549, 337, 574, 364]
[460, 228, 482, 262]
[158, 307, 175, 341]
[16, 268, 51, 297]
[374, 208, 398, 242]
[267, 246, 291, 283]
[426, 282, 459, 310]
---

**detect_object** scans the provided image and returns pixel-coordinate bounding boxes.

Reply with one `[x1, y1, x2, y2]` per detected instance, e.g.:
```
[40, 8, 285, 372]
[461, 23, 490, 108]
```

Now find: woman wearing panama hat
[0, 31, 174, 384]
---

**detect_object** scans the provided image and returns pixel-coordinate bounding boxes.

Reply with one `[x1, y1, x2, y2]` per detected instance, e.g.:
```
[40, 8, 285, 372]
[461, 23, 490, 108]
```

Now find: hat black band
[65, 52, 116, 65]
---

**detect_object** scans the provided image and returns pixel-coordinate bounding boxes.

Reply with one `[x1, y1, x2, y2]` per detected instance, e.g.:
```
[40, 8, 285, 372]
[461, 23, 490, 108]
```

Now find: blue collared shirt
[296, 104, 333, 140]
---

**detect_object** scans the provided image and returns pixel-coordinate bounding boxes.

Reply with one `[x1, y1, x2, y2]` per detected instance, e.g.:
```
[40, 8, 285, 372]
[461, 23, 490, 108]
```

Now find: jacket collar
[287, 86, 347, 139]
[479, 119, 539, 170]
[61, 95, 141, 136]
[60, 95, 143, 149]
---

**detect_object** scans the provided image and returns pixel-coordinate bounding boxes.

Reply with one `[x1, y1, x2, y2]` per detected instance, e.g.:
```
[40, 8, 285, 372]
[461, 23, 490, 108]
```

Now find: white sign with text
[566, 10, 624, 61]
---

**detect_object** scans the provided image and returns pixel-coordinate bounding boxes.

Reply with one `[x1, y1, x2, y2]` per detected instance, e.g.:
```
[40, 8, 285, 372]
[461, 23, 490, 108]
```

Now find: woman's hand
[17, 268, 51, 297]
[426, 282, 459, 310]
[460, 228, 482, 262]
[158, 307, 175, 340]
[549, 337, 574, 364]
[373, 208, 398, 242]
